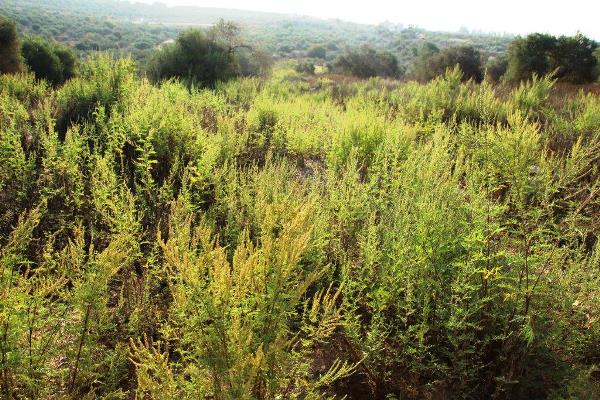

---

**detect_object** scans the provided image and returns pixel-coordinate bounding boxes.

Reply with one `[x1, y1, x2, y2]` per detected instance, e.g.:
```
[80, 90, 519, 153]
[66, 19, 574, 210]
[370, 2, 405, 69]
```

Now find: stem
[69, 303, 91, 394]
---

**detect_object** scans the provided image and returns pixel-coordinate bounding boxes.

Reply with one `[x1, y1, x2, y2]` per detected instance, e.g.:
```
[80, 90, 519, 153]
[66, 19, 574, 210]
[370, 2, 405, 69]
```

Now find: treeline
[1, 15, 271, 89]
[6, 0, 598, 85]
[1, 0, 513, 68]
[0, 0, 180, 61]
[297, 33, 599, 84]
[0, 16, 77, 85]
[3, 10, 600, 90]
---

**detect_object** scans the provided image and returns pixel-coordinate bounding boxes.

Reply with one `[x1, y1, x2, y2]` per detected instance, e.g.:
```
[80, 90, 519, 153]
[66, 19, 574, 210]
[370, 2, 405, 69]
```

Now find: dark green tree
[333, 45, 400, 78]
[506, 33, 598, 83]
[485, 56, 508, 82]
[505, 34, 557, 81]
[551, 34, 598, 83]
[22, 37, 62, 84]
[0, 15, 23, 74]
[412, 45, 483, 82]
[21, 37, 77, 85]
[54, 46, 78, 81]
[307, 45, 327, 59]
[148, 26, 244, 87]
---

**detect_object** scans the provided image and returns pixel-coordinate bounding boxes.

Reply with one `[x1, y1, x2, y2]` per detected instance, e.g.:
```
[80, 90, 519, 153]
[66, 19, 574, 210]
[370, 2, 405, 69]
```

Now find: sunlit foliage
[0, 51, 599, 400]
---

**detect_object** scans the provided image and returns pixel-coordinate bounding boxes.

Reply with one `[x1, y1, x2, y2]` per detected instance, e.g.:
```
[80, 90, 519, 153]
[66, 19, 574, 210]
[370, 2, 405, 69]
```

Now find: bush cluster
[333, 45, 401, 78]
[0, 52, 599, 399]
[148, 21, 272, 88]
[411, 44, 484, 82]
[21, 36, 77, 86]
[506, 33, 599, 83]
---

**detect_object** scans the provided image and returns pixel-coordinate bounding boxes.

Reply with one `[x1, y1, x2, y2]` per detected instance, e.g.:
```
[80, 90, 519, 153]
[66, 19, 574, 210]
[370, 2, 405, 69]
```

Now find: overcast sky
[135, 0, 600, 39]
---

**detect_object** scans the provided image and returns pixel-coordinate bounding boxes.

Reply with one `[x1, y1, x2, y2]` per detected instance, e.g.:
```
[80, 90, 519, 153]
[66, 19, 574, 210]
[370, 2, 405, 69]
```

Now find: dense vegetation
[332, 46, 401, 78]
[411, 44, 483, 82]
[1, 0, 600, 398]
[1, 45, 600, 398]
[21, 36, 77, 86]
[148, 20, 271, 88]
[0, 0, 513, 66]
[506, 33, 599, 83]
[0, 15, 22, 74]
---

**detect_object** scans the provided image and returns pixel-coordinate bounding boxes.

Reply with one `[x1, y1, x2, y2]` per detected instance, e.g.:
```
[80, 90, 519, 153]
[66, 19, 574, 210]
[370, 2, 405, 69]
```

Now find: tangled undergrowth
[1, 55, 599, 399]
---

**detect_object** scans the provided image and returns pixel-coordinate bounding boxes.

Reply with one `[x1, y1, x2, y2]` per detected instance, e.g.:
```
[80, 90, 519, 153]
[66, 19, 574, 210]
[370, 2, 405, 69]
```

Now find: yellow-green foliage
[0, 56, 599, 399]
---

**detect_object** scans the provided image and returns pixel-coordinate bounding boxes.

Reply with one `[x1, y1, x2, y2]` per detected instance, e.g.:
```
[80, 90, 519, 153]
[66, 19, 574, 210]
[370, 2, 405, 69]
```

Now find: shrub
[307, 44, 327, 59]
[412, 45, 483, 82]
[148, 28, 238, 88]
[1, 53, 600, 399]
[333, 45, 400, 78]
[21, 36, 78, 86]
[294, 60, 316, 75]
[485, 55, 508, 82]
[55, 54, 135, 138]
[0, 15, 23, 74]
[148, 22, 270, 88]
[506, 33, 598, 83]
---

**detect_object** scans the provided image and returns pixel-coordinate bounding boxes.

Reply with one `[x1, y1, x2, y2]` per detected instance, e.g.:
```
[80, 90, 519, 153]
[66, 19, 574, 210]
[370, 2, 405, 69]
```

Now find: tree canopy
[21, 36, 78, 85]
[506, 33, 598, 83]
[333, 45, 400, 78]
[411, 44, 483, 82]
[147, 21, 270, 87]
[0, 15, 23, 74]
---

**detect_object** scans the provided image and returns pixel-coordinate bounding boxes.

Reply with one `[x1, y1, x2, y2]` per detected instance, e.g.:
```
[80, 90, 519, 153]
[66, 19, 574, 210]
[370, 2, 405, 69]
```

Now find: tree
[505, 33, 598, 83]
[551, 34, 598, 83]
[505, 34, 557, 82]
[22, 37, 62, 84]
[307, 44, 327, 59]
[0, 15, 23, 74]
[148, 22, 269, 87]
[411, 45, 483, 82]
[486, 56, 508, 82]
[148, 28, 238, 87]
[207, 19, 245, 54]
[333, 46, 400, 78]
[54, 46, 78, 81]
[21, 37, 78, 85]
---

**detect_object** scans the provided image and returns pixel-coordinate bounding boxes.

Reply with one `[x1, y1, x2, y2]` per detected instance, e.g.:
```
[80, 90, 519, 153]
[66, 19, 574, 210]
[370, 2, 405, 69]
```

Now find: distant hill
[0, 0, 514, 66]
[1, 0, 306, 25]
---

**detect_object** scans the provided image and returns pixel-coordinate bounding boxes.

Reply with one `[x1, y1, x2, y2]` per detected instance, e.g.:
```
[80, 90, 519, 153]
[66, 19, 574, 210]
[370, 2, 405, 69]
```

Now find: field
[0, 54, 599, 398]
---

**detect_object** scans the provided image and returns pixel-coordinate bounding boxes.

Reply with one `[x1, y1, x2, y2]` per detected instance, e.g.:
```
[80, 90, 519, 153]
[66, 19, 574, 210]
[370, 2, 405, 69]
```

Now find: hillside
[0, 0, 513, 64]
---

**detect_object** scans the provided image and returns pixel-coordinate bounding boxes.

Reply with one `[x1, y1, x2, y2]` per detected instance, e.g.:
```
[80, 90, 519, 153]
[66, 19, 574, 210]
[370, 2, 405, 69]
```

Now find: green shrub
[21, 36, 78, 86]
[411, 45, 483, 82]
[0, 15, 23, 74]
[55, 53, 135, 138]
[334, 45, 400, 78]
[506, 33, 599, 83]
[0, 55, 599, 399]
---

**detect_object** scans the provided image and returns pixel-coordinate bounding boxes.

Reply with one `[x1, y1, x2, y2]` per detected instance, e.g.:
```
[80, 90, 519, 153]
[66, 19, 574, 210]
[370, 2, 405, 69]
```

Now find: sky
[137, 0, 600, 39]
